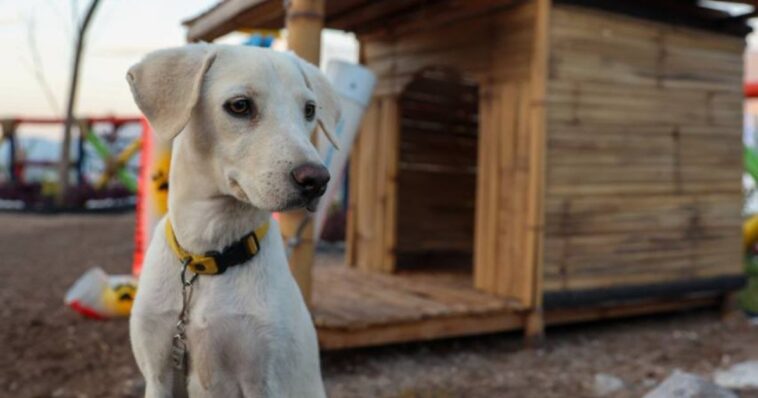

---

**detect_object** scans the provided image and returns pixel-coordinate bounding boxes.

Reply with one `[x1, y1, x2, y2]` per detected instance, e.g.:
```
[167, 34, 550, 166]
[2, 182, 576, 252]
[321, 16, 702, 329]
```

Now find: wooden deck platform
[312, 257, 525, 349]
[311, 252, 725, 350]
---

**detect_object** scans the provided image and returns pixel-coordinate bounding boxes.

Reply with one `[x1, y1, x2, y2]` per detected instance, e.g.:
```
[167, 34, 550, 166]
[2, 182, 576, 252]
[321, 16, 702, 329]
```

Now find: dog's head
[126, 44, 340, 212]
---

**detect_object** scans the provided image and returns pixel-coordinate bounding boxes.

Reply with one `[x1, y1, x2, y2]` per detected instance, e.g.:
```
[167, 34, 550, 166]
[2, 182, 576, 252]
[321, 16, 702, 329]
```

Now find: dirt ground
[2, 212, 758, 398]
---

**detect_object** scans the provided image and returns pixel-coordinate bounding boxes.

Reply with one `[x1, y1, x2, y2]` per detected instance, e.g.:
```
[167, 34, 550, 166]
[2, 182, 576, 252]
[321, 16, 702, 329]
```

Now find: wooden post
[1, 120, 17, 183]
[76, 119, 91, 186]
[282, 0, 325, 304]
[524, 0, 551, 344]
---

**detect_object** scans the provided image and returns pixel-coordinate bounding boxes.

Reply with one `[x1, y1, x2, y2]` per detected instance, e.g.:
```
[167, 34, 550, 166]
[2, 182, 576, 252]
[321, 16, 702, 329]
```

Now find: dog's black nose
[291, 163, 330, 199]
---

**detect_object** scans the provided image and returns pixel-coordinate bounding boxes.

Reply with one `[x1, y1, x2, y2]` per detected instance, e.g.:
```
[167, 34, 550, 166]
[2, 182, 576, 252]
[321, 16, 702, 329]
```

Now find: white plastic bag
[64, 267, 137, 319]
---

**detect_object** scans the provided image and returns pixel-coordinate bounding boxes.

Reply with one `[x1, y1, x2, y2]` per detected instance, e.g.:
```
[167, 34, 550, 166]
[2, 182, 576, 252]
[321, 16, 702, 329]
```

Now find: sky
[0, 0, 231, 118]
[0, 0, 357, 121]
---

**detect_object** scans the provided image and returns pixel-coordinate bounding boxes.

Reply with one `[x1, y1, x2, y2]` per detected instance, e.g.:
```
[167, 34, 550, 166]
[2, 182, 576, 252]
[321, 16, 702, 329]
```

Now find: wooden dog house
[185, 0, 748, 349]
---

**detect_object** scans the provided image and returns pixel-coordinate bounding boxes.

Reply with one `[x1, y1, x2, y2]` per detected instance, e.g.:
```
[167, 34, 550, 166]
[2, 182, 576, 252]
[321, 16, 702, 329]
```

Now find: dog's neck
[167, 133, 270, 254]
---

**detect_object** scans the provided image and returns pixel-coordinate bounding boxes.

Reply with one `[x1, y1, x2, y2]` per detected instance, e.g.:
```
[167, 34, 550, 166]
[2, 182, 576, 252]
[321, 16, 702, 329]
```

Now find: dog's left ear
[290, 54, 342, 150]
[127, 44, 216, 141]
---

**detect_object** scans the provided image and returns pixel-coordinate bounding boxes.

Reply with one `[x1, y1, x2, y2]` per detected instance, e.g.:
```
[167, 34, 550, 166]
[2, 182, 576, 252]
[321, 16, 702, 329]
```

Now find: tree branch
[58, 0, 102, 206]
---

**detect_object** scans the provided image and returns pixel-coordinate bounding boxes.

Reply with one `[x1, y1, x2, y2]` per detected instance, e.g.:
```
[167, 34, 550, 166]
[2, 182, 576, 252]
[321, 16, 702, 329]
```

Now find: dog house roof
[183, 0, 757, 43]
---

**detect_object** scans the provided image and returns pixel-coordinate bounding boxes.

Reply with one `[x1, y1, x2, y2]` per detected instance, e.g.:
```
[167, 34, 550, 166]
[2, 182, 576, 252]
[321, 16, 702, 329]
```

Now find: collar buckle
[187, 255, 219, 274]
[245, 232, 262, 255]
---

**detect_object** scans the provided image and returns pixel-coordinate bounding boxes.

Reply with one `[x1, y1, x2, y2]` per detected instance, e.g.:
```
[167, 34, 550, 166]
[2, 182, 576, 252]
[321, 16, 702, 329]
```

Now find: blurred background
[3, 0, 758, 397]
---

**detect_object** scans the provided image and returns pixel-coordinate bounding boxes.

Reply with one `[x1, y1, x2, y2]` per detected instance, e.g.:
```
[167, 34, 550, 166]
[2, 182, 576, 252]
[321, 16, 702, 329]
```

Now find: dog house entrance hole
[395, 68, 479, 271]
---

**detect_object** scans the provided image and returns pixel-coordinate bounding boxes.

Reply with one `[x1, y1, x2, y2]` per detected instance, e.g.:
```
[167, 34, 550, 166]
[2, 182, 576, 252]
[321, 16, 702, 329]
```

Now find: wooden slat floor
[311, 252, 526, 348]
[312, 264, 525, 328]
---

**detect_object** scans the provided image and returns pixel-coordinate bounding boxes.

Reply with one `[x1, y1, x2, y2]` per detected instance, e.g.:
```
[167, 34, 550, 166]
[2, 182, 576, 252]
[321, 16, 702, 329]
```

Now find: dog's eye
[224, 97, 255, 117]
[304, 101, 316, 121]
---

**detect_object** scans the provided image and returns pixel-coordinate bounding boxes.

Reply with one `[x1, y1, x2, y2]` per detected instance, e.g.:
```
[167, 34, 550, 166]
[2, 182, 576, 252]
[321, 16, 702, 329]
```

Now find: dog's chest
[185, 265, 304, 388]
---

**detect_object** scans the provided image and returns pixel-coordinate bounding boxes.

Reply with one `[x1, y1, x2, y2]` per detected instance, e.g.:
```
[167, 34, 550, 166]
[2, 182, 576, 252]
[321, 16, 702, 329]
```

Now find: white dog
[127, 44, 337, 398]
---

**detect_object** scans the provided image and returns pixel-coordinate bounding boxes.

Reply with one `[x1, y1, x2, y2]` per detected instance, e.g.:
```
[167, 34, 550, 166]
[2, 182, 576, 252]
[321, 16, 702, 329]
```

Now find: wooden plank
[382, 97, 400, 272]
[543, 295, 721, 326]
[546, 181, 741, 196]
[354, 100, 381, 271]
[495, 83, 519, 297]
[318, 309, 523, 350]
[544, 194, 742, 236]
[475, 82, 495, 292]
[345, 127, 361, 267]
[551, 5, 744, 53]
[371, 97, 390, 273]
[522, 0, 550, 339]
[354, 0, 521, 40]
[478, 83, 501, 293]
[544, 238, 739, 271]
[545, 264, 740, 292]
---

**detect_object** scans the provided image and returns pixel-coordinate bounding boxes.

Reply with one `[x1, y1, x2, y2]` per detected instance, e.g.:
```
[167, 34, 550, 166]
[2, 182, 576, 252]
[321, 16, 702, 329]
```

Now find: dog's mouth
[229, 176, 320, 212]
[280, 195, 320, 212]
[305, 197, 320, 212]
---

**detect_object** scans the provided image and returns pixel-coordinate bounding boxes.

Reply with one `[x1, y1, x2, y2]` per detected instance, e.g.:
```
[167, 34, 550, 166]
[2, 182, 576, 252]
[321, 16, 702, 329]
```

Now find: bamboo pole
[524, 0, 551, 344]
[281, 0, 325, 304]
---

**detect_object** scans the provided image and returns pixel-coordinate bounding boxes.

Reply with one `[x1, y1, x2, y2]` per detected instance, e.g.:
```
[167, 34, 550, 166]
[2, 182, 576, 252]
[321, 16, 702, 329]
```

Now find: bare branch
[59, 0, 102, 206]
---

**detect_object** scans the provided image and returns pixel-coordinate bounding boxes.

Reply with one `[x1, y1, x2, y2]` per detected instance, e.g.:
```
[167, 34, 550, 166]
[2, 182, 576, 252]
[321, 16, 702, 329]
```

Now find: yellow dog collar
[165, 219, 270, 275]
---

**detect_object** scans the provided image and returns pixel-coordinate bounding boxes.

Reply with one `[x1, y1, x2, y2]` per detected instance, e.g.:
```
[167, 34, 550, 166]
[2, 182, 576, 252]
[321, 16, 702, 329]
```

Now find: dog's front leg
[131, 313, 183, 398]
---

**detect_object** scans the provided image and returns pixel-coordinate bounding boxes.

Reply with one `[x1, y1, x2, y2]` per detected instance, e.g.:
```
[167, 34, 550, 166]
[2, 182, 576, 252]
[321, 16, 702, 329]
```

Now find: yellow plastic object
[103, 282, 137, 317]
[744, 214, 758, 250]
[150, 150, 171, 215]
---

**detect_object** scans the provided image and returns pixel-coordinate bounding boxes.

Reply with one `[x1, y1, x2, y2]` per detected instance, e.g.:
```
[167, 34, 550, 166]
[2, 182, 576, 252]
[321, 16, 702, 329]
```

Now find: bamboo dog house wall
[346, 0, 745, 309]
[183, 0, 748, 348]
[542, 5, 744, 302]
[346, 1, 547, 309]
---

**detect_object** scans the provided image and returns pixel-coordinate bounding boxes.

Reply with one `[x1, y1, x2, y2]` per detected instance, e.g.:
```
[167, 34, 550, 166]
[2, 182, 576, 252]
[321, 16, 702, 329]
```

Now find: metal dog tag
[171, 333, 187, 370]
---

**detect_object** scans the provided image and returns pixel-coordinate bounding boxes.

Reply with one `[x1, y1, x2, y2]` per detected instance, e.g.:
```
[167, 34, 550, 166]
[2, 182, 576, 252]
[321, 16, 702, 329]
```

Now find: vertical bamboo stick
[524, 0, 550, 343]
[281, 0, 325, 304]
[381, 96, 399, 272]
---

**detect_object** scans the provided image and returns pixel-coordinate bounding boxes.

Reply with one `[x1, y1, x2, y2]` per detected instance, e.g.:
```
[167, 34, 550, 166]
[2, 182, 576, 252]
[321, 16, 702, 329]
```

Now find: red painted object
[132, 118, 152, 276]
[68, 300, 107, 321]
[746, 82, 758, 98]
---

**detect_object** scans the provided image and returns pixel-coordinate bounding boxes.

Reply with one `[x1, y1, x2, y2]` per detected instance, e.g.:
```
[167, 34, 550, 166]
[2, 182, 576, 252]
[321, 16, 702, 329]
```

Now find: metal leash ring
[173, 259, 198, 371]
[180, 259, 199, 287]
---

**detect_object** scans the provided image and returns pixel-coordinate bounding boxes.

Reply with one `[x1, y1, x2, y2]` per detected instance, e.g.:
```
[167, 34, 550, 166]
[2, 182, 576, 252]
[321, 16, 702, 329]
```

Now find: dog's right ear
[127, 44, 216, 141]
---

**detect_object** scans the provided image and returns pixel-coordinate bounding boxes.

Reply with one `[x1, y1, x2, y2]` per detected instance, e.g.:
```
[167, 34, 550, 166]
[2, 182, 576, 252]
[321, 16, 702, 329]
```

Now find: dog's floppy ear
[127, 44, 216, 141]
[290, 54, 342, 150]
